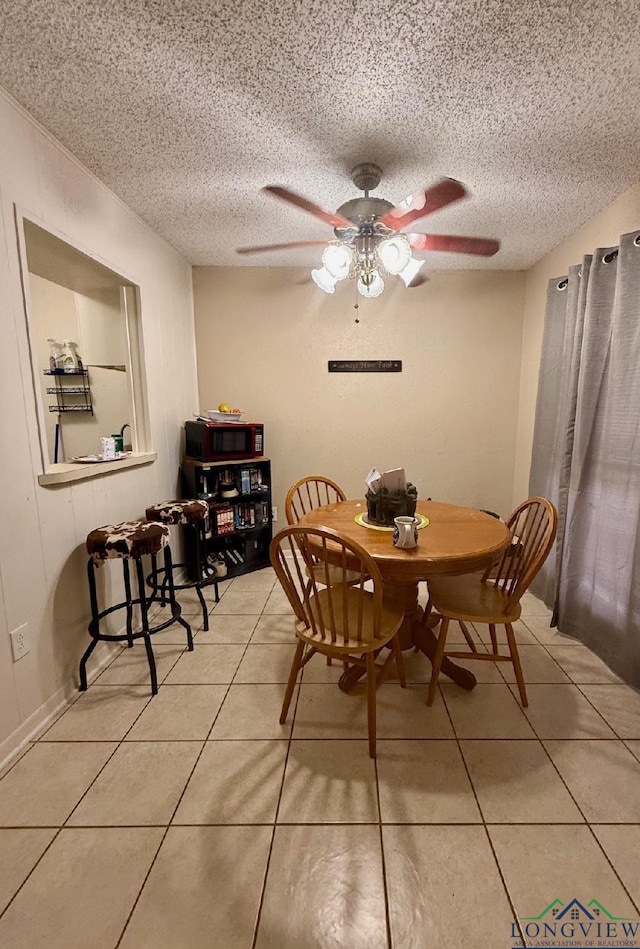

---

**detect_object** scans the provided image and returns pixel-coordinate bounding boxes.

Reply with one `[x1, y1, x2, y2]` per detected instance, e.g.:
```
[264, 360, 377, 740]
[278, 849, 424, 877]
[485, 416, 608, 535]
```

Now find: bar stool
[79, 519, 193, 695]
[145, 499, 219, 631]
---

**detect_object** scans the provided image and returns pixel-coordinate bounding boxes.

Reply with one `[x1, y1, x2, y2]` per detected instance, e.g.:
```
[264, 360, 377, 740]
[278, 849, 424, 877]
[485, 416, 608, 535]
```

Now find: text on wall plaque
[328, 360, 402, 373]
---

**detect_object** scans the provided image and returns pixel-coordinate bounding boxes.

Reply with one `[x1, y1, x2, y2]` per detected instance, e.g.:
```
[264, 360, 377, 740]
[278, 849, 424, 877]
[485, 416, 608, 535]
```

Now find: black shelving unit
[181, 457, 272, 579]
[44, 368, 93, 414]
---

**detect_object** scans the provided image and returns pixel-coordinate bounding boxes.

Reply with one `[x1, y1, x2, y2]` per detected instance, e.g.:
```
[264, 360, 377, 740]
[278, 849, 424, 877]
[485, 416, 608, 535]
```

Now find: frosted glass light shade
[357, 271, 384, 298]
[311, 267, 338, 293]
[322, 243, 353, 280]
[398, 256, 424, 287]
[378, 235, 411, 274]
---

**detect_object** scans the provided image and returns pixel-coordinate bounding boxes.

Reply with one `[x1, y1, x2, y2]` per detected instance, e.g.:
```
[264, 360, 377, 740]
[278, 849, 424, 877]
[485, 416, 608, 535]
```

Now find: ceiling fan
[237, 162, 500, 297]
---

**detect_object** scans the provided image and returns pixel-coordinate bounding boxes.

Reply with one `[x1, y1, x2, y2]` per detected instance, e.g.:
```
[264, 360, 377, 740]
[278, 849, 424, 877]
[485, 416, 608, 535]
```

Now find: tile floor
[1, 571, 640, 948]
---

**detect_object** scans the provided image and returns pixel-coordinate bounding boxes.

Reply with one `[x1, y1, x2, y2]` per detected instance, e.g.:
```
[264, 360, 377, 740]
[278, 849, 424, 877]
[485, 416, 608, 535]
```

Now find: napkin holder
[365, 483, 418, 526]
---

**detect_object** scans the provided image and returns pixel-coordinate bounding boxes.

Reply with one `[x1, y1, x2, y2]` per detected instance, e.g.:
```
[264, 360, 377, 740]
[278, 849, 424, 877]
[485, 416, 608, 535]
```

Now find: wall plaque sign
[328, 360, 402, 373]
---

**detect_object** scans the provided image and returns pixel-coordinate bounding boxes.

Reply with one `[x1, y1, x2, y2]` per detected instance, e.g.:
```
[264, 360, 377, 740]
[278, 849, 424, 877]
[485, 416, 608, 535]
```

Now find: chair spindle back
[484, 497, 557, 607]
[270, 526, 384, 647]
[285, 476, 347, 525]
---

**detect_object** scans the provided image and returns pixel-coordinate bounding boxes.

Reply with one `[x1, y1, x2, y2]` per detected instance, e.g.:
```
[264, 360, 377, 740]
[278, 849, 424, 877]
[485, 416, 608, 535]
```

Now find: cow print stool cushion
[87, 520, 169, 564]
[145, 499, 209, 526]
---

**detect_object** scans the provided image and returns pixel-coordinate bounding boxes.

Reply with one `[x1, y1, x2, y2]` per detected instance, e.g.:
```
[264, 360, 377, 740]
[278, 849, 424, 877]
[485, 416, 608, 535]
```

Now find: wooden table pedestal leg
[338, 579, 477, 693]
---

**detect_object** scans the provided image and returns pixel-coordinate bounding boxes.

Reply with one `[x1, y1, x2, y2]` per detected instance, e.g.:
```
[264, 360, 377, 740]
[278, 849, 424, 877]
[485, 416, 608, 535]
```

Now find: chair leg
[366, 652, 377, 759]
[160, 569, 169, 607]
[194, 525, 210, 630]
[196, 584, 208, 633]
[80, 559, 101, 689]
[147, 553, 159, 601]
[488, 623, 498, 654]
[505, 622, 528, 707]
[391, 635, 406, 688]
[327, 656, 332, 665]
[162, 547, 193, 651]
[78, 639, 98, 691]
[136, 558, 158, 695]
[123, 559, 134, 648]
[459, 620, 478, 653]
[426, 617, 450, 706]
[142, 633, 159, 695]
[280, 639, 305, 724]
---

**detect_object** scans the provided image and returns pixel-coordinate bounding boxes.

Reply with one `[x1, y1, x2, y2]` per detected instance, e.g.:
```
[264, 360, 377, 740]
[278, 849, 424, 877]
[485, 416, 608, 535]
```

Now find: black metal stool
[145, 499, 219, 631]
[79, 519, 193, 695]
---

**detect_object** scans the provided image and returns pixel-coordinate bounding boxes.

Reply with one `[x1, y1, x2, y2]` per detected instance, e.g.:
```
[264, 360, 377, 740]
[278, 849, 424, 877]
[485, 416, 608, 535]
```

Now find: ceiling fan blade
[408, 273, 429, 288]
[263, 186, 353, 229]
[407, 234, 500, 256]
[379, 178, 467, 231]
[236, 240, 328, 255]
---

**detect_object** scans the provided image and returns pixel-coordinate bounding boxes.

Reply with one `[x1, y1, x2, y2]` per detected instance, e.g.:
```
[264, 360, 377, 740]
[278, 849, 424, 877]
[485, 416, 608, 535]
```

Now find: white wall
[513, 181, 640, 505]
[193, 266, 526, 524]
[0, 88, 198, 763]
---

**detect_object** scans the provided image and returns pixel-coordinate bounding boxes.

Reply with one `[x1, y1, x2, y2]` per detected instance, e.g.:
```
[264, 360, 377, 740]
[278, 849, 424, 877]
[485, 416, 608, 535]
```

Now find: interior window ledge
[38, 451, 157, 486]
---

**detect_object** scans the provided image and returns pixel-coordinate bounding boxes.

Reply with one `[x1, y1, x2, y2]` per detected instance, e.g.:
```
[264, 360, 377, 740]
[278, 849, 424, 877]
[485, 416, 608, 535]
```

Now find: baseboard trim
[0, 642, 121, 774]
[0, 576, 213, 774]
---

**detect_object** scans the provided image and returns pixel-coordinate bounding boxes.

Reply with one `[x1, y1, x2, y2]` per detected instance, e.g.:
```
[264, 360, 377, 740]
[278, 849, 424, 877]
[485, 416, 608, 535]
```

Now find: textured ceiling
[1, 0, 640, 270]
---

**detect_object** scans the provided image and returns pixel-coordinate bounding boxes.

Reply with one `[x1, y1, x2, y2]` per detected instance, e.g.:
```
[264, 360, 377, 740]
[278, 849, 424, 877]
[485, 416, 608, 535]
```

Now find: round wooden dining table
[299, 498, 511, 693]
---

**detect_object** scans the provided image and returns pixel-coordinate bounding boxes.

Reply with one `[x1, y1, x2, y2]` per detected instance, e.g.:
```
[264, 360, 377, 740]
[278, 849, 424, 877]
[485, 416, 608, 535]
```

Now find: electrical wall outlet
[10, 623, 30, 661]
[272, 506, 278, 522]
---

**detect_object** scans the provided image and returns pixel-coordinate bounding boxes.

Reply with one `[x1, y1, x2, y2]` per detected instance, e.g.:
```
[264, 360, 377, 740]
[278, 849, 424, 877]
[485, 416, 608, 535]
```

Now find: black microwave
[185, 421, 264, 461]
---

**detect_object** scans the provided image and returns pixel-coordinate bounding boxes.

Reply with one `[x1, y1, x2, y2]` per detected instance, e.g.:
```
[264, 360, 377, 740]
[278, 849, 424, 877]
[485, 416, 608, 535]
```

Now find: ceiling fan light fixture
[242, 168, 497, 300]
[398, 256, 424, 287]
[378, 235, 411, 275]
[322, 243, 354, 280]
[311, 266, 337, 293]
[357, 271, 384, 298]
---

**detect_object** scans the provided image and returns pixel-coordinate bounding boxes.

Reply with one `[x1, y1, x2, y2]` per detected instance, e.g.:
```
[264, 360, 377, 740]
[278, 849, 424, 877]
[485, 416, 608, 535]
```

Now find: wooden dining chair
[270, 525, 406, 758]
[285, 475, 363, 626]
[423, 497, 557, 708]
[285, 475, 347, 524]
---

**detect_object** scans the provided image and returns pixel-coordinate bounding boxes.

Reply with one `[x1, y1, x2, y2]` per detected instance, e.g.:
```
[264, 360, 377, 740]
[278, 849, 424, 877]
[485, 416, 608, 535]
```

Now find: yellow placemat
[355, 512, 430, 532]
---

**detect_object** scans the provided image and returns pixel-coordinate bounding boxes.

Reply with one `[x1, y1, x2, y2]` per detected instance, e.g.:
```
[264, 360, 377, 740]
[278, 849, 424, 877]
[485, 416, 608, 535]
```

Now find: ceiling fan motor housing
[350, 162, 383, 194]
[334, 197, 394, 238]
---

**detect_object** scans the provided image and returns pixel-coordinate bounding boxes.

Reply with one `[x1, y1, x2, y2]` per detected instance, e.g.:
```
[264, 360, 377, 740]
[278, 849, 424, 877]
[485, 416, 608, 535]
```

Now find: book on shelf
[255, 500, 269, 525]
[232, 502, 258, 530]
[215, 506, 234, 535]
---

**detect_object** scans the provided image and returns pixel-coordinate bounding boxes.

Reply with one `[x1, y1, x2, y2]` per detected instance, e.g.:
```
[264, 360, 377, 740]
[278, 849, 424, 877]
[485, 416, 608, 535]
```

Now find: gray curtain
[529, 230, 640, 687]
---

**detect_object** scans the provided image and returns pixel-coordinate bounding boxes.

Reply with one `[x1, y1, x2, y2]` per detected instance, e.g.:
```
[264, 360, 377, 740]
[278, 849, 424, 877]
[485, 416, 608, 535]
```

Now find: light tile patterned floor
[1, 576, 639, 948]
